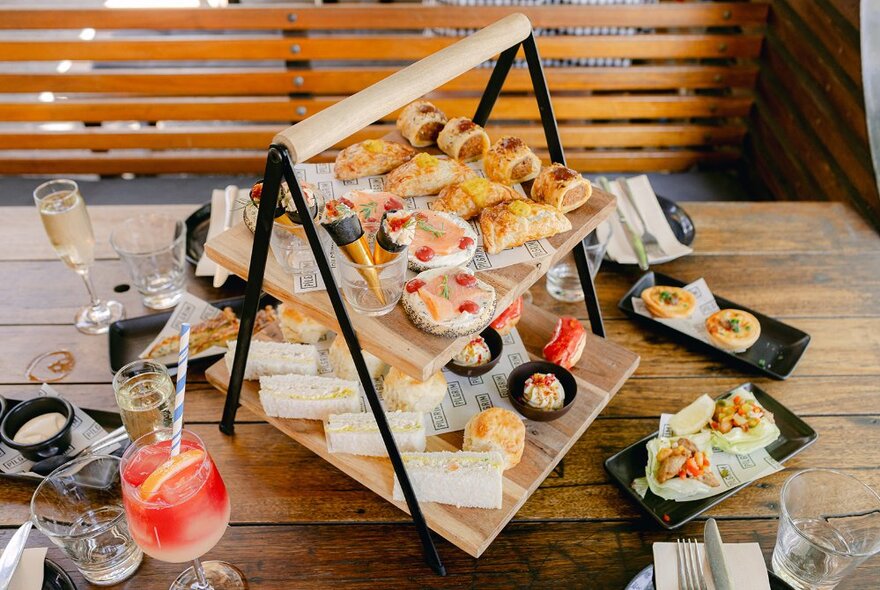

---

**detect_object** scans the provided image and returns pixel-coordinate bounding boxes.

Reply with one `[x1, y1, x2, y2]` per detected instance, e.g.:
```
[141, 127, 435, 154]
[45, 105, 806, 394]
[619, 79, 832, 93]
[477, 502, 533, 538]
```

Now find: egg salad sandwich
[259, 374, 360, 421]
[392, 451, 504, 509]
[225, 340, 318, 380]
[325, 411, 426, 457]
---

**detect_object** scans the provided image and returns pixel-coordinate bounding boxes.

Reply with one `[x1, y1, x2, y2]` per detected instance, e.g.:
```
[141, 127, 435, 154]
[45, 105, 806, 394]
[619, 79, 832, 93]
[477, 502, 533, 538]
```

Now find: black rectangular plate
[108, 294, 277, 373]
[604, 382, 817, 529]
[618, 272, 811, 379]
[1, 398, 123, 483]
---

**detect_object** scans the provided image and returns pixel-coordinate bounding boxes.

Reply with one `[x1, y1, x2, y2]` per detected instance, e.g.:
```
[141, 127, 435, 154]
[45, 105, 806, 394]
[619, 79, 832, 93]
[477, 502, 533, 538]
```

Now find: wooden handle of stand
[273, 13, 532, 163]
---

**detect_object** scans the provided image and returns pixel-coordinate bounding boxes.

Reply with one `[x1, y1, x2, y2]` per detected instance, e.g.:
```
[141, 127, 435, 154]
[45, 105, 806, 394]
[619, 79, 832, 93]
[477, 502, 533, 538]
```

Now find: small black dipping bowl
[0, 395, 7, 422]
[507, 361, 578, 422]
[445, 327, 503, 377]
[0, 397, 74, 462]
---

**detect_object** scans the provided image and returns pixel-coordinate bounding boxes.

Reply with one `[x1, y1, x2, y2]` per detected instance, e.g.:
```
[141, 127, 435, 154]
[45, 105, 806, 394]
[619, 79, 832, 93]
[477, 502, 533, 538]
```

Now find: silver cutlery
[704, 518, 734, 590]
[0, 522, 32, 590]
[618, 176, 665, 259]
[676, 538, 708, 590]
[598, 176, 649, 270]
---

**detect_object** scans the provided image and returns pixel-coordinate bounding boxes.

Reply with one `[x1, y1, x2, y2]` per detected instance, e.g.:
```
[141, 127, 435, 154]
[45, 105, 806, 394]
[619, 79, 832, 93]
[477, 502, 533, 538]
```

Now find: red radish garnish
[415, 247, 435, 262]
[458, 237, 474, 250]
[458, 300, 479, 314]
[340, 197, 355, 208]
[405, 279, 425, 294]
[454, 273, 477, 287]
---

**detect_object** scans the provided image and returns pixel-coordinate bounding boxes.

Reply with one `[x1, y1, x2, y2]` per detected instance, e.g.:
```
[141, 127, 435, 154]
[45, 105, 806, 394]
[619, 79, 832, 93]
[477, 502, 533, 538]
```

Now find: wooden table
[1, 201, 878, 588]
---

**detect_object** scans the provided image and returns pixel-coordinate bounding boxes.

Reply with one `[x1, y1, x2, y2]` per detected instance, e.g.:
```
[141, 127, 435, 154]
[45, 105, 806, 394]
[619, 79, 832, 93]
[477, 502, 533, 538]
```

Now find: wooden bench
[0, 3, 768, 176]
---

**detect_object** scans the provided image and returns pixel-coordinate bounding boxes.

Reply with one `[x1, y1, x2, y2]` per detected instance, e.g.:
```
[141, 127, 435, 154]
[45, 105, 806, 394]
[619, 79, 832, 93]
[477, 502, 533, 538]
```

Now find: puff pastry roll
[334, 139, 415, 181]
[531, 163, 593, 213]
[479, 199, 571, 254]
[396, 101, 448, 148]
[437, 117, 490, 162]
[385, 153, 476, 197]
[484, 136, 542, 185]
[430, 177, 522, 220]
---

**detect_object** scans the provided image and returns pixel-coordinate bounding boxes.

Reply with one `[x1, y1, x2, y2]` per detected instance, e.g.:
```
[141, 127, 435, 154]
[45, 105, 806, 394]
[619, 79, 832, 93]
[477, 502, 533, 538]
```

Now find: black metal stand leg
[219, 149, 284, 435]
[473, 43, 519, 126]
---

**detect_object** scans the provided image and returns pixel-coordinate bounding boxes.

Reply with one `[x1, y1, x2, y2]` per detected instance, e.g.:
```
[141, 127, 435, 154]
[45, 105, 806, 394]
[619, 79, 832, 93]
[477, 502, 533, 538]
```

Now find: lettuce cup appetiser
[709, 389, 780, 455]
[646, 434, 720, 501]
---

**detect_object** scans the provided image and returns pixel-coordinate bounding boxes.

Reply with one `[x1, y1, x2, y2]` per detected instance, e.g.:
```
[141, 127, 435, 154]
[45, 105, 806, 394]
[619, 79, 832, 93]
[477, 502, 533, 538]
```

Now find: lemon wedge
[669, 394, 715, 435]
[139, 449, 205, 500]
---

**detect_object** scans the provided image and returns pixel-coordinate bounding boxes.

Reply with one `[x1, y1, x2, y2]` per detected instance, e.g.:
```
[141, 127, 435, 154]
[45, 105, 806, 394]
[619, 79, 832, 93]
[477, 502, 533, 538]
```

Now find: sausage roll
[384, 153, 476, 197]
[640, 286, 696, 319]
[484, 136, 542, 185]
[430, 177, 522, 220]
[437, 117, 490, 162]
[705, 309, 761, 351]
[396, 100, 448, 148]
[530, 163, 593, 213]
[334, 139, 415, 181]
[479, 199, 571, 254]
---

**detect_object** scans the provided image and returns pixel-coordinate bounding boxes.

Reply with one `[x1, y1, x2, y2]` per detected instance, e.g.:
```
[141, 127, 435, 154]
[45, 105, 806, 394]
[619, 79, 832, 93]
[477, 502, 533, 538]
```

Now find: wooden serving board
[205, 302, 639, 558]
[204, 186, 616, 381]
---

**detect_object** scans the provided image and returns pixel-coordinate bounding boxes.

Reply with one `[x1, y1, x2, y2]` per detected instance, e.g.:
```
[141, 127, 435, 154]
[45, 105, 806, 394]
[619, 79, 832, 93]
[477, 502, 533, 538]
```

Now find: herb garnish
[359, 201, 378, 221]
[729, 318, 741, 333]
[417, 219, 445, 238]
[440, 276, 450, 299]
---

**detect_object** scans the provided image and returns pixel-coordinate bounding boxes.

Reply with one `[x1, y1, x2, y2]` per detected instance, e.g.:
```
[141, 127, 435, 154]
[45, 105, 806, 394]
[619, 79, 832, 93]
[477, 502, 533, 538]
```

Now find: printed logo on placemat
[475, 393, 493, 412]
[492, 374, 508, 397]
[298, 274, 318, 290]
[468, 375, 483, 387]
[736, 454, 756, 470]
[525, 240, 548, 258]
[508, 352, 525, 368]
[717, 464, 741, 487]
[294, 168, 307, 183]
[318, 181, 334, 200]
[471, 249, 492, 271]
[447, 382, 466, 407]
[430, 405, 449, 431]
[317, 350, 332, 374]
[368, 177, 384, 191]
[316, 163, 331, 175]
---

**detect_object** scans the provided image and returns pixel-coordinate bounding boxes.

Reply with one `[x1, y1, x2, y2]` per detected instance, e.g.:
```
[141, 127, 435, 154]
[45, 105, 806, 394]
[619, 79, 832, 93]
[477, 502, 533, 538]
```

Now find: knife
[704, 518, 734, 590]
[597, 177, 649, 270]
[213, 185, 237, 288]
[0, 522, 32, 590]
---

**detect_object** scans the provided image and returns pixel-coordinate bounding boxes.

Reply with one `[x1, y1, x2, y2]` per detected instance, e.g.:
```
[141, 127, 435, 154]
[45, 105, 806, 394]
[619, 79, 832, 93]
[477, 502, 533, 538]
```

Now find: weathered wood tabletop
[0, 201, 878, 589]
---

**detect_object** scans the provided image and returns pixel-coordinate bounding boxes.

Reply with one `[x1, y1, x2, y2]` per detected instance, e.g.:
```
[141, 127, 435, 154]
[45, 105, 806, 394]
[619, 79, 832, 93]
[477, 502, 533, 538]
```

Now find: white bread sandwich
[325, 411, 426, 456]
[259, 374, 360, 420]
[225, 339, 318, 380]
[391, 451, 504, 509]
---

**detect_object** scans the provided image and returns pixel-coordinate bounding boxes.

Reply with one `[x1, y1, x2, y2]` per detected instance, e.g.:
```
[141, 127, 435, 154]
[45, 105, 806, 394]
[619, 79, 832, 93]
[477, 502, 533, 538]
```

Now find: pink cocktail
[120, 429, 245, 590]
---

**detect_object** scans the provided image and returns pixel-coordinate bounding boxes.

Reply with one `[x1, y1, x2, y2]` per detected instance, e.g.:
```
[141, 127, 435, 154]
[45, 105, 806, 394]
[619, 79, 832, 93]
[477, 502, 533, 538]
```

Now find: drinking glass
[111, 214, 186, 310]
[772, 469, 880, 589]
[113, 360, 175, 441]
[120, 428, 245, 590]
[545, 233, 609, 303]
[270, 220, 330, 278]
[31, 455, 143, 585]
[33, 179, 125, 334]
[335, 244, 407, 316]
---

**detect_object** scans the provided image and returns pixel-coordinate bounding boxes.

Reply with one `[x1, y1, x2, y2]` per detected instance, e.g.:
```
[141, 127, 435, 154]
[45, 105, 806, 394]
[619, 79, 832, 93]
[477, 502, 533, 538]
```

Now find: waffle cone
[339, 236, 386, 305]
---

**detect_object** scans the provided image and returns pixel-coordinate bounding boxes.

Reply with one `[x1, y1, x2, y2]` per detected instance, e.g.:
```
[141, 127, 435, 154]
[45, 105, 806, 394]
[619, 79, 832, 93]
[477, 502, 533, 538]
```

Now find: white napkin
[597, 175, 693, 265]
[9, 547, 47, 590]
[195, 185, 241, 286]
[653, 542, 770, 590]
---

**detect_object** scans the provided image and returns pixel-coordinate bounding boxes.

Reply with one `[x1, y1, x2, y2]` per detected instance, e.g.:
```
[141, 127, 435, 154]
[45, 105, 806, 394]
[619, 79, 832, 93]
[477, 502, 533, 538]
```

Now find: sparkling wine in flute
[38, 190, 96, 272]
[115, 371, 174, 441]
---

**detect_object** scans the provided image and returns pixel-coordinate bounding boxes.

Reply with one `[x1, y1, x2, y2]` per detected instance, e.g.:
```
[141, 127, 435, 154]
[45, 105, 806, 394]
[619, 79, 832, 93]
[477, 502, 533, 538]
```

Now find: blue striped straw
[170, 322, 190, 457]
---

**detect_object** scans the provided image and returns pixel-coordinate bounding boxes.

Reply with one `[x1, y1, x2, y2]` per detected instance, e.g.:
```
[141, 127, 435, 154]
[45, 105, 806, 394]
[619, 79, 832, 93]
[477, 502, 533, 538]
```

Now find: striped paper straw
[170, 322, 190, 457]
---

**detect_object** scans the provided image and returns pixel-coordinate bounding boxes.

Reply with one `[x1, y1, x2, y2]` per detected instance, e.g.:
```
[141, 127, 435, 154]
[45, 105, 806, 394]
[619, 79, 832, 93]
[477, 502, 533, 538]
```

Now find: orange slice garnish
[139, 449, 205, 500]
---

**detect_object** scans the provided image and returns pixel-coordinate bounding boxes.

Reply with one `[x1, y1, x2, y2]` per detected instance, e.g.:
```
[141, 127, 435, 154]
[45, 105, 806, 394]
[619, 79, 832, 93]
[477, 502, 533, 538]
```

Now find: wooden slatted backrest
[0, 3, 768, 176]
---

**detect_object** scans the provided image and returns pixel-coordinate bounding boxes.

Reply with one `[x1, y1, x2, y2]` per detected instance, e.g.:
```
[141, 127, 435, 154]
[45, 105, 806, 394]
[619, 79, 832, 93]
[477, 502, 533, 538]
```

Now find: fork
[617, 177, 665, 259]
[676, 538, 708, 590]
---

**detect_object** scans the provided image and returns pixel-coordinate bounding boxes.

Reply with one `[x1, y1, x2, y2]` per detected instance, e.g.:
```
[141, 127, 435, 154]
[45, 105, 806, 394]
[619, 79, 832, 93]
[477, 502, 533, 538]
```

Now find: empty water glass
[30, 454, 143, 585]
[270, 220, 329, 278]
[111, 214, 186, 310]
[335, 244, 407, 316]
[772, 469, 880, 589]
[545, 234, 610, 303]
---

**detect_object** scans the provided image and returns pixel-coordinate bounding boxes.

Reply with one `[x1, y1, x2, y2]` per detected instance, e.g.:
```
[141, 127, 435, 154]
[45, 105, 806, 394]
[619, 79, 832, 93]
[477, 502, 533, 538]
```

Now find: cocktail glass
[119, 428, 246, 590]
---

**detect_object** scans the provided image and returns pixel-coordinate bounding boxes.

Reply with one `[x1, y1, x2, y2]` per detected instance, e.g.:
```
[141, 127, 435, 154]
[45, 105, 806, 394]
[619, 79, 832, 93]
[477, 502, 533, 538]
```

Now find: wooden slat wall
[0, 3, 767, 177]
[745, 0, 880, 229]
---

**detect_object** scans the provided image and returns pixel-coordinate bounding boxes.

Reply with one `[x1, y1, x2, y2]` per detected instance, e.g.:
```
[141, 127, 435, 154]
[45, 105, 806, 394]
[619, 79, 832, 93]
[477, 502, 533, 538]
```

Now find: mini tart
[401, 267, 497, 338]
[705, 309, 761, 351]
[640, 286, 697, 319]
[407, 210, 478, 272]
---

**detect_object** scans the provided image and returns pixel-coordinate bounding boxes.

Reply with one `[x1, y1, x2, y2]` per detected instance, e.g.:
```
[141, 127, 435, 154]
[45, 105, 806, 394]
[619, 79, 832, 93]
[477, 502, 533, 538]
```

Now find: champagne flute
[33, 179, 124, 334]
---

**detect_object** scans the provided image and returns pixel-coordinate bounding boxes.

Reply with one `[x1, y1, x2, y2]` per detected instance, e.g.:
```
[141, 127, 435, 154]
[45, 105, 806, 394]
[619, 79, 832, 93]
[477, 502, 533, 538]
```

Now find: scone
[640, 286, 696, 319]
[382, 367, 447, 413]
[329, 336, 388, 382]
[705, 309, 761, 351]
[463, 407, 525, 470]
[278, 303, 330, 344]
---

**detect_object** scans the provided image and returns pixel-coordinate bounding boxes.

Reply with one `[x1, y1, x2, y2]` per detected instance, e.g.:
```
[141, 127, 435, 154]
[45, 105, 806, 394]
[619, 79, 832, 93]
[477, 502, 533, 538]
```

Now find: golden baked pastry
[382, 367, 448, 413]
[437, 117, 490, 162]
[530, 163, 593, 213]
[484, 136, 542, 185]
[430, 177, 522, 220]
[334, 139, 415, 180]
[479, 199, 571, 254]
[463, 407, 525, 470]
[640, 286, 697, 319]
[278, 303, 329, 344]
[705, 309, 761, 351]
[396, 100, 448, 148]
[384, 152, 476, 197]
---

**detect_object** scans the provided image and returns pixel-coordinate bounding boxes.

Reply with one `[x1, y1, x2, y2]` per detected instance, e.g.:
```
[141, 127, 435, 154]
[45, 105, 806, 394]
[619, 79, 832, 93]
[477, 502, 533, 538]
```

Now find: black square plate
[604, 382, 817, 529]
[108, 294, 276, 373]
[618, 272, 811, 380]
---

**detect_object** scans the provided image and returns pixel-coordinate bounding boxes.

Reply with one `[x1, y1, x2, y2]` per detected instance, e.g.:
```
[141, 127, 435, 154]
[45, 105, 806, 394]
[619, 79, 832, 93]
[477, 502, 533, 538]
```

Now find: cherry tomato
[458, 237, 474, 249]
[454, 273, 477, 287]
[249, 182, 263, 204]
[415, 246, 435, 262]
[405, 279, 425, 294]
[458, 300, 479, 314]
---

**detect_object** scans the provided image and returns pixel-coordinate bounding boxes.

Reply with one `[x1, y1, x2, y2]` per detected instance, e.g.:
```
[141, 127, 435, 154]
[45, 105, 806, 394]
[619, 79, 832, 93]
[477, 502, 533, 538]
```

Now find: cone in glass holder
[373, 209, 416, 266]
[321, 198, 386, 305]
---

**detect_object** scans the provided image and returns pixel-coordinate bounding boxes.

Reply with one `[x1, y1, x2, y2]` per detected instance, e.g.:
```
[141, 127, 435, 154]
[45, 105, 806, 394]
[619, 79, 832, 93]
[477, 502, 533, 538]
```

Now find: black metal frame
[220, 31, 605, 575]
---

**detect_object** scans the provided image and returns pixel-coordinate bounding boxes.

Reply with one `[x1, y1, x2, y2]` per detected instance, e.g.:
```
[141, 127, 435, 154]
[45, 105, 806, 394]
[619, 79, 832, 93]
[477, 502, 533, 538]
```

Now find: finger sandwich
[225, 340, 318, 380]
[259, 374, 360, 420]
[325, 411, 426, 456]
[392, 451, 504, 509]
